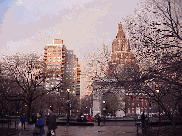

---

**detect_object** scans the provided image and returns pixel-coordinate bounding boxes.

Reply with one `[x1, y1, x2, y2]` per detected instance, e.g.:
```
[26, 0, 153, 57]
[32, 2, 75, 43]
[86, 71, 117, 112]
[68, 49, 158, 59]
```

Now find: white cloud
[0, 0, 140, 60]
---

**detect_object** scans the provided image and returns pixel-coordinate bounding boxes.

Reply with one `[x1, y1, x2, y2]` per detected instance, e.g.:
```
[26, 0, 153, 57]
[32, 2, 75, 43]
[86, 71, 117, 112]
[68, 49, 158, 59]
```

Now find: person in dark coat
[97, 113, 101, 126]
[31, 113, 37, 124]
[83, 115, 87, 122]
[20, 112, 26, 129]
[46, 107, 57, 136]
[77, 114, 81, 122]
[34, 112, 45, 136]
[141, 111, 146, 135]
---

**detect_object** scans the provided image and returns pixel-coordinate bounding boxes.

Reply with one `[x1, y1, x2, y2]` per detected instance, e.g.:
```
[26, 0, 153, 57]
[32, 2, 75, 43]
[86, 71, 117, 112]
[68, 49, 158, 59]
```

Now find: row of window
[46, 53, 62, 56]
[127, 102, 148, 107]
[47, 46, 62, 49]
[47, 49, 62, 52]
[127, 108, 148, 113]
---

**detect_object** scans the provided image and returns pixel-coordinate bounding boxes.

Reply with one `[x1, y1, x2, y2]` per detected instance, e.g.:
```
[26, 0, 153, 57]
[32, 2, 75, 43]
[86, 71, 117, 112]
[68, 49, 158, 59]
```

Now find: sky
[0, 0, 141, 61]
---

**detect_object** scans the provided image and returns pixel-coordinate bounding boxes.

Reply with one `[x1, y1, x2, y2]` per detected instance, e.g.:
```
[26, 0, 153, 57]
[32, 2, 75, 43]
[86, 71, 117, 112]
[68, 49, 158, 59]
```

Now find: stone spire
[112, 23, 130, 52]
[116, 23, 125, 39]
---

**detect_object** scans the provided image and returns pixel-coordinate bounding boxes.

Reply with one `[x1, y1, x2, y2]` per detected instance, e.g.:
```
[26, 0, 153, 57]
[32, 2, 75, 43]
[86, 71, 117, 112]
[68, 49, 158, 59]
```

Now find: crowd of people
[20, 107, 57, 136]
[20, 109, 106, 135]
[76, 114, 93, 122]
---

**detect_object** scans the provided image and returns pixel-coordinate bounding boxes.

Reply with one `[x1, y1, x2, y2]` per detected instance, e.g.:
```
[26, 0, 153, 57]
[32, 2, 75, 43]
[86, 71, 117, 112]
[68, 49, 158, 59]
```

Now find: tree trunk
[172, 121, 176, 135]
[27, 102, 32, 122]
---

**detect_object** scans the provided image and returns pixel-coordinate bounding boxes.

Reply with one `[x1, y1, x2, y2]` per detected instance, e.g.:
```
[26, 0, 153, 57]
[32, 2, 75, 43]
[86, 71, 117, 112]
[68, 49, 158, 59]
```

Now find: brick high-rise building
[43, 39, 81, 115]
[43, 39, 66, 91]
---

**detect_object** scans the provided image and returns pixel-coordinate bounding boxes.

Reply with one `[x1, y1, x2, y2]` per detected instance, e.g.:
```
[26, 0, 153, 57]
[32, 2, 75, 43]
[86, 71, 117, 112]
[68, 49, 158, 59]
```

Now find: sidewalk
[13, 122, 140, 136]
[13, 123, 35, 136]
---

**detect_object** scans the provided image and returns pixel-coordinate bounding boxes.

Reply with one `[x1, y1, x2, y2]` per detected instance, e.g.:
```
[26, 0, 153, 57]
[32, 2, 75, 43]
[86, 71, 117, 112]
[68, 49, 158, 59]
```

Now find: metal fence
[0, 119, 19, 135]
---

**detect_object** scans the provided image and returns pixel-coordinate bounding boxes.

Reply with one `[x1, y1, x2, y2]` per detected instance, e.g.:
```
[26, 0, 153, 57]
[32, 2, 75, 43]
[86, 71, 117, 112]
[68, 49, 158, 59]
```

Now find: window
[128, 108, 130, 113]
[53, 50, 56, 52]
[132, 103, 134, 106]
[132, 108, 135, 113]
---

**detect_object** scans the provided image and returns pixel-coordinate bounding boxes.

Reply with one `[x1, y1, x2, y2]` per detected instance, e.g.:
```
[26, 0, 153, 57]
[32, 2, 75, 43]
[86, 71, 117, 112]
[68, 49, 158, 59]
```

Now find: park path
[14, 121, 140, 136]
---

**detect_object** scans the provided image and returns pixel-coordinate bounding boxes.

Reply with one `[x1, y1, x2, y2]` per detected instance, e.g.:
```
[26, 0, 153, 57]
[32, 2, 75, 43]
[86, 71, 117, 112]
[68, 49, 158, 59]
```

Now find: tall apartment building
[64, 50, 80, 97]
[43, 39, 66, 91]
[43, 39, 80, 98]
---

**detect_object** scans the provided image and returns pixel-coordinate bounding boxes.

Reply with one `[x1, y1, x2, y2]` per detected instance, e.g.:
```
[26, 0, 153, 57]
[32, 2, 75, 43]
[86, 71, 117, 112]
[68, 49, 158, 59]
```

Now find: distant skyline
[0, 0, 141, 61]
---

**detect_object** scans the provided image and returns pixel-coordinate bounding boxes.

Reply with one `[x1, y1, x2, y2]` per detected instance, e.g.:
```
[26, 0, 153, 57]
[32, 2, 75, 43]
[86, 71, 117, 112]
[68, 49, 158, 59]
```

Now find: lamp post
[67, 89, 71, 125]
[156, 88, 161, 125]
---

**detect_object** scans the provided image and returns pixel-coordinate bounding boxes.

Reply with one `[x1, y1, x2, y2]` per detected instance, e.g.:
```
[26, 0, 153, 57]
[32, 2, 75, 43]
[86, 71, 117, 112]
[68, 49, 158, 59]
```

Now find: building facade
[43, 39, 81, 115]
[43, 39, 66, 92]
[64, 50, 80, 97]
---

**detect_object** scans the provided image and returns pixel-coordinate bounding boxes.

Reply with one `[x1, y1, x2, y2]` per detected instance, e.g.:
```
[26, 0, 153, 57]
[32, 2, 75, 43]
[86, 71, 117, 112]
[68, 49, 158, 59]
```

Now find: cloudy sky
[0, 0, 141, 61]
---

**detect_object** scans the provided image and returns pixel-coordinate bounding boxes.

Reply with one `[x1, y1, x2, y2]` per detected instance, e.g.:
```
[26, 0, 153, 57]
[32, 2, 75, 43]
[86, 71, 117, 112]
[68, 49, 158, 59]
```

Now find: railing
[136, 121, 151, 136]
[0, 119, 19, 135]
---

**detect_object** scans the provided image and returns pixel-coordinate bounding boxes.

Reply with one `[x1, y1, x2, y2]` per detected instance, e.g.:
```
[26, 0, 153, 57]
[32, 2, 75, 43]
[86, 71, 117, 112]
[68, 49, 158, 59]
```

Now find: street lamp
[67, 88, 71, 125]
[156, 88, 161, 125]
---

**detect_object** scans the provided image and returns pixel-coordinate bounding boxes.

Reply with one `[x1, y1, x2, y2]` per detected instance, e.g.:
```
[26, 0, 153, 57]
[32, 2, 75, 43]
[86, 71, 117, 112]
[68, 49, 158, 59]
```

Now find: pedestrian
[77, 114, 81, 122]
[20, 112, 26, 129]
[145, 115, 149, 128]
[88, 115, 93, 122]
[46, 107, 57, 136]
[83, 115, 87, 122]
[31, 113, 37, 125]
[141, 111, 146, 135]
[33, 112, 45, 136]
[97, 113, 101, 126]
[103, 116, 106, 123]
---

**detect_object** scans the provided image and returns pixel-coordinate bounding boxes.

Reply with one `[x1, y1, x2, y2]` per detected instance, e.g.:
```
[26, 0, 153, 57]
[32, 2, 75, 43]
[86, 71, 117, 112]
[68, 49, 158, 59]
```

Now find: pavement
[13, 121, 141, 136]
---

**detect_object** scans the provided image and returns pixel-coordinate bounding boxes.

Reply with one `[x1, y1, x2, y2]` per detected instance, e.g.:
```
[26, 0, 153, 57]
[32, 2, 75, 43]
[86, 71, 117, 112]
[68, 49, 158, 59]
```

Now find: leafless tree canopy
[123, 0, 182, 130]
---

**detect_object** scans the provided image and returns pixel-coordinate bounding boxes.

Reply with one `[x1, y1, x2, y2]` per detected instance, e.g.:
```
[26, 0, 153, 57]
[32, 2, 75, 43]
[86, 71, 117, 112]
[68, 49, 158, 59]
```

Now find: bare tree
[123, 0, 182, 132]
[0, 52, 61, 121]
[83, 43, 111, 78]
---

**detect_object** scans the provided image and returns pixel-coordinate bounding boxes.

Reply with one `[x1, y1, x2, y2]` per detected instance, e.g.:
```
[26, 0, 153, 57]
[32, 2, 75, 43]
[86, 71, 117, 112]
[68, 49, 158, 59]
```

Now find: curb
[4, 129, 21, 136]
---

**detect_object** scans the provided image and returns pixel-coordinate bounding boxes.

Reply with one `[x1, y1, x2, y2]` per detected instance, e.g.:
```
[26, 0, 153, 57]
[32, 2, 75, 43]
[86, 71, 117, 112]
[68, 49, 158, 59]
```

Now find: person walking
[88, 115, 93, 122]
[33, 112, 45, 136]
[20, 112, 26, 130]
[46, 107, 57, 136]
[97, 113, 101, 126]
[31, 113, 37, 127]
[141, 111, 146, 136]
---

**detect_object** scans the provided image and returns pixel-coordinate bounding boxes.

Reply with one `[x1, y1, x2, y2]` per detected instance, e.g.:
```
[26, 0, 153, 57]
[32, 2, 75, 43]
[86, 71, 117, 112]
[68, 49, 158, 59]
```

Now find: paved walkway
[13, 122, 141, 136]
